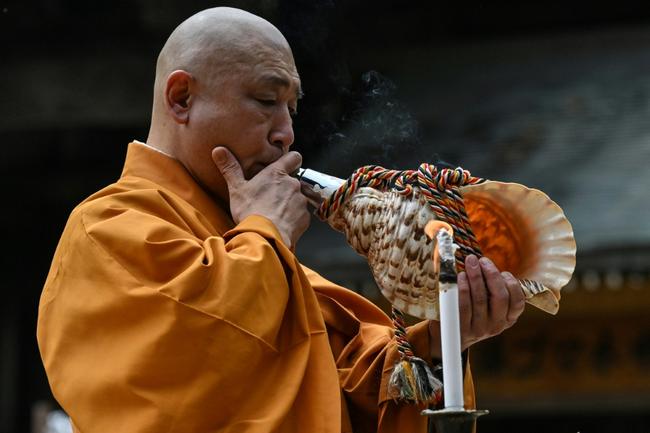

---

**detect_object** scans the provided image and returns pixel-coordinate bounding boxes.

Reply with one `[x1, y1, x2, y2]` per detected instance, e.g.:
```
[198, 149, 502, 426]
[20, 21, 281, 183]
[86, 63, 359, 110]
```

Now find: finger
[479, 257, 509, 329]
[212, 147, 245, 188]
[300, 181, 324, 207]
[457, 271, 472, 334]
[503, 272, 526, 323]
[465, 255, 487, 329]
[296, 197, 312, 237]
[267, 151, 303, 175]
[284, 193, 311, 247]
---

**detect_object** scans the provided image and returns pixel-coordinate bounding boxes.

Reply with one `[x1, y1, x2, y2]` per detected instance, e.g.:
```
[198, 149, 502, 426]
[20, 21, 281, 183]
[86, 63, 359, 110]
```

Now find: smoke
[317, 70, 424, 175]
[275, 3, 442, 174]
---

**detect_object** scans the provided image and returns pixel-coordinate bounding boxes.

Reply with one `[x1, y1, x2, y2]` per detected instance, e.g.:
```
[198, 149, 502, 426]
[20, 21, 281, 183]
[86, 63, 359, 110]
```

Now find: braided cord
[317, 163, 485, 361]
[391, 306, 414, 359]
[318, 163, 485, 269]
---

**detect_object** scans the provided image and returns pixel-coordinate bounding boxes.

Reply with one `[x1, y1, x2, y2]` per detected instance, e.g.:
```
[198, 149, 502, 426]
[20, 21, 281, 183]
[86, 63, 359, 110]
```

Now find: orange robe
[37, 141, 475, 433]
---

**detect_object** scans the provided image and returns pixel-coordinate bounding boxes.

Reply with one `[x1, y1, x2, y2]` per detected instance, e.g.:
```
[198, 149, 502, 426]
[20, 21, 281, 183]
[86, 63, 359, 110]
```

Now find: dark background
[2, 1, 650, 432]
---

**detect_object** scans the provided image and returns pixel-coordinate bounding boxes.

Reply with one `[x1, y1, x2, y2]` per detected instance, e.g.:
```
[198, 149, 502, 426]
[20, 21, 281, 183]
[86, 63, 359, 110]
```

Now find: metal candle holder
[422, 408, 489, 433]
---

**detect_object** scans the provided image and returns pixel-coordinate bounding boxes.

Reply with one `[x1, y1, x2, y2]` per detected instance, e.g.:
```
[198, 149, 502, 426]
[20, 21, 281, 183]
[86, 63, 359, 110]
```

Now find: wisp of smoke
[320, 70, 423, 174]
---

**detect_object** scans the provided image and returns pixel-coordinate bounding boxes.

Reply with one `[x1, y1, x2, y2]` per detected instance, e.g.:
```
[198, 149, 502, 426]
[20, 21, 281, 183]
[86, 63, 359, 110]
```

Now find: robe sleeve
[82, 206, 292, 336]
[304, 267, 476, 433]
[37, 197, 336, 433]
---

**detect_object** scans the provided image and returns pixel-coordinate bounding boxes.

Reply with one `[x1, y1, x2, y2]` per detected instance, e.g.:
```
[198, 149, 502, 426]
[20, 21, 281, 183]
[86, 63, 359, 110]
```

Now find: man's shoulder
[69, 176, 191, 231]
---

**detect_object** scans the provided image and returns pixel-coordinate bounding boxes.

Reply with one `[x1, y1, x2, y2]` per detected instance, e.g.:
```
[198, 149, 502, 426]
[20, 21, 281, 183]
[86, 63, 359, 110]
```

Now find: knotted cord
[316, 163, 486, 405]
[317, 163, 486, 269]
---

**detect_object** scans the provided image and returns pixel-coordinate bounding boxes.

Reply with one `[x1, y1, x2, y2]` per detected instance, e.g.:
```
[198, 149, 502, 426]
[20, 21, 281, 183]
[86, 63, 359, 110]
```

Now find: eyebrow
[259, 74, 304, 99]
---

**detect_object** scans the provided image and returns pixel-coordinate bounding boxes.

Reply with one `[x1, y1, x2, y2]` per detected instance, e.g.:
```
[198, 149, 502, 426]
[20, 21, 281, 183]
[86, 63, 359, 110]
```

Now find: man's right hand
[211, 147, 310, 248]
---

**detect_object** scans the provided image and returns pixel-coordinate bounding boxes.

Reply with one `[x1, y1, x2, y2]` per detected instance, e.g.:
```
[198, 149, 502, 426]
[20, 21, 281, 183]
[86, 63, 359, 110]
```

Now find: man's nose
[269, 106, 295, 148]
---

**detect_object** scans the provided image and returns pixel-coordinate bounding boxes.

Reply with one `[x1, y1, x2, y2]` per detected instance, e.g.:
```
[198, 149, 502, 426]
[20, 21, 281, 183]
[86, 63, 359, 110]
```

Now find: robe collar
[120, 140, 234, 233]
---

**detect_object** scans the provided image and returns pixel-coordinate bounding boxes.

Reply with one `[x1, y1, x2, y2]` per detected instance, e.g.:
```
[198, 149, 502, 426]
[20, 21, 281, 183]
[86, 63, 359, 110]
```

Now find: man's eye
[257, 99, 276, 107]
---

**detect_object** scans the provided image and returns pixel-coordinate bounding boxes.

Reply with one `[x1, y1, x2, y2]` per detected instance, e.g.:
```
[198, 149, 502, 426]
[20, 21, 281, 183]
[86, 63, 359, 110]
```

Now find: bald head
[146, 7, 301, 202]
[154, 8, 292, 101]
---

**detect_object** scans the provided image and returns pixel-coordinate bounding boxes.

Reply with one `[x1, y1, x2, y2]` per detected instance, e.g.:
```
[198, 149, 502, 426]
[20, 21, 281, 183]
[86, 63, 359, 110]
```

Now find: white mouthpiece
[296, 168, 345, 204]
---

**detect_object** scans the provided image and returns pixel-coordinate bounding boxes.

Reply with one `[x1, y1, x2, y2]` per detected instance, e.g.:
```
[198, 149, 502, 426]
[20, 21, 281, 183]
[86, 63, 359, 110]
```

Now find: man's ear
[165, 70, 194, 124]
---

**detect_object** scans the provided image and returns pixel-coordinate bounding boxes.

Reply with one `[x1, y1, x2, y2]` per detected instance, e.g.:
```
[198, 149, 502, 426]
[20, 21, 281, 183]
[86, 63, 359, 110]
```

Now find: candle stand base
[421, 408, 489, 433]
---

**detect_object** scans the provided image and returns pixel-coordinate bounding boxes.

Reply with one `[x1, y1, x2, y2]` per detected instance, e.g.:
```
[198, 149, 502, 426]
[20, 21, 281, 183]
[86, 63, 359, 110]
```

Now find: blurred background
[2, 1, 650, 432]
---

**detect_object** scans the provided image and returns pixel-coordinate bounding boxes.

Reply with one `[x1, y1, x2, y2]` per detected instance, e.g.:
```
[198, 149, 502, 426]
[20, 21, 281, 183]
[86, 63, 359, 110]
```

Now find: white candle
[437, 229, 464, 410]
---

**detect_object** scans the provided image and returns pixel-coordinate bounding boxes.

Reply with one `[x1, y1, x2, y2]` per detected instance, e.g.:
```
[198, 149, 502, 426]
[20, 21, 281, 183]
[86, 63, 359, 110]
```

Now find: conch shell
[324, 180, 576, 320]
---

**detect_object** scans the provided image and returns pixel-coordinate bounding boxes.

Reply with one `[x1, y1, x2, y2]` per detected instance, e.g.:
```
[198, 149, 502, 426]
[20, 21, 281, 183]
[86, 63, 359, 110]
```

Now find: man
[37, 7, 525, 433]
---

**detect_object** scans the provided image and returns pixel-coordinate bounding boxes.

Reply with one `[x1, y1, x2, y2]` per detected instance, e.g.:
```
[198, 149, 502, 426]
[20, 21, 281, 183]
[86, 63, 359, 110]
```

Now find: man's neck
[139, 141, 175, 159]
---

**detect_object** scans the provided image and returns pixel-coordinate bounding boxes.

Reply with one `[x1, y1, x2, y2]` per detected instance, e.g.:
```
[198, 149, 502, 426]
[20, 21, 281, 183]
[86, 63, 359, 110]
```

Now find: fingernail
[467, 255, 479, 267]
[503, 271, 515, 281]
[479, 257, 493, 267]
[213, 148, 226, 164]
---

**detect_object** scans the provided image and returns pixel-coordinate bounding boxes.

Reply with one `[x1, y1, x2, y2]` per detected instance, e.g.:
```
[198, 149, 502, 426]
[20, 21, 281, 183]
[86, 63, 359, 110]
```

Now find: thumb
[212, 147, 244, 188]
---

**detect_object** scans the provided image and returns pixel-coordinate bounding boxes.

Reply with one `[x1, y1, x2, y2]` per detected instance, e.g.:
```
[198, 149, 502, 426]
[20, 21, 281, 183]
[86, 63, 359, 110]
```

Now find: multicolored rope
[316, 163, 486, 405]
[317, 163, 486, 269]
[392, 306, 414, 359]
